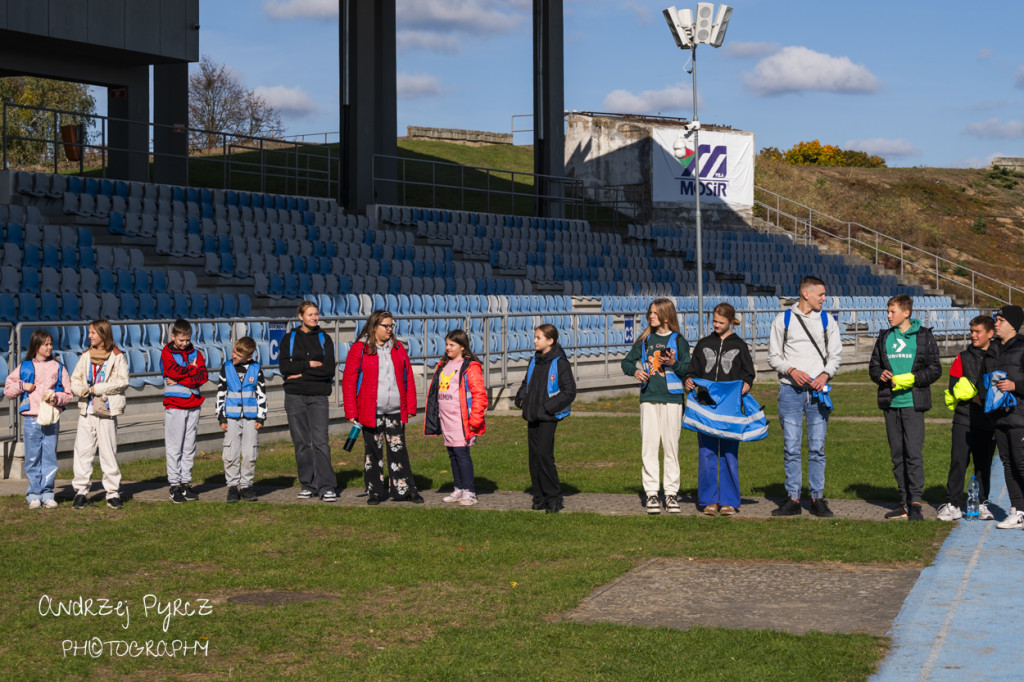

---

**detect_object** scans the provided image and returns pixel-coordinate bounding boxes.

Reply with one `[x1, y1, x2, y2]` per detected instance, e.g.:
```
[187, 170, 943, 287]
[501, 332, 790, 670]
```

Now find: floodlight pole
[690, 42, 704, 337]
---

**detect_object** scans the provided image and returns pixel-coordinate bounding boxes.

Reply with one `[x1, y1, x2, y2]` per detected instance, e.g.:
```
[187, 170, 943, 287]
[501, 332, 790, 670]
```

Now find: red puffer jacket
[342, 340, 417, 427]
[423, 358, 488, 438]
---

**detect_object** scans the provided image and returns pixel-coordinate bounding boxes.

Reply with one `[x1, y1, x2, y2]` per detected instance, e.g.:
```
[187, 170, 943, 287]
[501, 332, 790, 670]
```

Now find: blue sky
[102, 0, 1024, 168]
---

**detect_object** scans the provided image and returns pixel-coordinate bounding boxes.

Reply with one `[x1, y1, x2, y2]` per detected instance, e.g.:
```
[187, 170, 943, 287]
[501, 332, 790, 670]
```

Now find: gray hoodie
[375, 339, 402, 415]
[768, 304, 843, 385]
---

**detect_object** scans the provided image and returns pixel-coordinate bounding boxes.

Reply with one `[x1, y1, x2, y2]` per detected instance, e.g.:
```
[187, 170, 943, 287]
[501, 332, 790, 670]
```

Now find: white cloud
[602, 83, 694, 114]
[621, 1, 651, 25]
[395, 0, 525, 35]
[963, 117, 1024, 139]
[976, 48, 994, 59]
[1015, 66, 1024, 89]
[397, 73, 445, 99]
[744, 46, 881, 96]
[723, 41, 780, 59]
[397, 30, 460, 54]
[253, 85, 318, 116]
[843, 137, 918, 158]
[951, 153, 1004, 169]
[263, 0, 336, 20]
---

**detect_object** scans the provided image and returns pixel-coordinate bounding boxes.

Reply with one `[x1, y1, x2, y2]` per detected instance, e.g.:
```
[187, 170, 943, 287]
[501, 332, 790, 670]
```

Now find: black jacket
[868, 324, 941, 411]
[985, 334, 1024, 428]
[685, 332, 756, 385]
[514, 343, 576, 422]
[949, 344, 996, 429]
[279, 326, 335, 396]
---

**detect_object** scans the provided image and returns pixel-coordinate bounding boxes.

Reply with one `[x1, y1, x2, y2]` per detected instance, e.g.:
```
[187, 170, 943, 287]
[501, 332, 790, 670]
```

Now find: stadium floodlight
[662, 4, 733, 335]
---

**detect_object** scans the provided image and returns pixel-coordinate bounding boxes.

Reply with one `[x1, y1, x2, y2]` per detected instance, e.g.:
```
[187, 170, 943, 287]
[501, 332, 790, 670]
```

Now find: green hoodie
[886, 319, 920, 408]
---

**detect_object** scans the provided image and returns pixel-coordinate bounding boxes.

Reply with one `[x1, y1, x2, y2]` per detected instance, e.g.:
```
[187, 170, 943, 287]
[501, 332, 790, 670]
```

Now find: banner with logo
[651, 128, 754, 208]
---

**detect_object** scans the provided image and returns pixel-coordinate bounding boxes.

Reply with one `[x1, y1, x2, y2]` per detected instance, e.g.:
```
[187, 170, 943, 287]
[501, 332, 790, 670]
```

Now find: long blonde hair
[638, 298, 681, 342]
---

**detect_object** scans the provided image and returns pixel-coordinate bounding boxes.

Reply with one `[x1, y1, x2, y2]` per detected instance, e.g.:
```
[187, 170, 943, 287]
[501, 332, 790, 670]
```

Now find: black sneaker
[546, 498, 564, 514]
[809, 498, 834, 518]
[226, 486, 241, 503]
[532, 499, 546, 511]
[410, 492, 425, 504]
[73, 494, 88, 510]
[106, 496, 123, 510]
[908, 504, 925, 521]
[168, 485, 179, 502]
[181, 484, 199, 501]
[884, 505, 908, 520]
[239, 487, 258, 502]
[171, 487, 187, 504]
[771, 498, 802, 516]
[367, 493, 383, 506]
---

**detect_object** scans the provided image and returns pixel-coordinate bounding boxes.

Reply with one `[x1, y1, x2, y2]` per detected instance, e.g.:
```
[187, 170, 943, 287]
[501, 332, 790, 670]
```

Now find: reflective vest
[224, 362, 260, 419]
[164, 349, 200, 399]
[19, 360, 66, 414]
[526, 355, 570, 420]
[641, 332, 684, 394]
[682, 378, 768, 441]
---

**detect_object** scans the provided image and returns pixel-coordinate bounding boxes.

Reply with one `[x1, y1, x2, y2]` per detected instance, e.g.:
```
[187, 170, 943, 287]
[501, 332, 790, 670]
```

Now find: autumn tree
[0, 76, 96, 166]
[778, 139, 886, 168]
[188, 56, 284, 151]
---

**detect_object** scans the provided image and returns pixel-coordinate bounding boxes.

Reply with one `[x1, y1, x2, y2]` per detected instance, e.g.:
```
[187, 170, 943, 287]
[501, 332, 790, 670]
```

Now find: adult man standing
[987, 305, 1024, 529]
[768, 276, 842, 517]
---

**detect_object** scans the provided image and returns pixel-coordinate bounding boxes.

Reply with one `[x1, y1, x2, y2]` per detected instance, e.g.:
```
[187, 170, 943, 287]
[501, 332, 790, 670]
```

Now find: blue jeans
[447, 446, 476, 493]
[23, 416, 59, 502]
[697, 433, 740, 508]
[777, 383, 830, 499]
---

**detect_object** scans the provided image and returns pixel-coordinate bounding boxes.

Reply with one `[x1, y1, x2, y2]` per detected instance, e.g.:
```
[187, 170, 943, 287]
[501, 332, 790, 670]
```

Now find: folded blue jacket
[683, 378, 769, 442]
[984, 371, 1018, 413]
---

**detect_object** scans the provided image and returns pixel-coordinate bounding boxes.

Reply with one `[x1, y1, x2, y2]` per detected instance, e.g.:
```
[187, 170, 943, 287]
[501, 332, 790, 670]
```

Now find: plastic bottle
[343, 423, 362, 452]
[966, 476, 980, 520]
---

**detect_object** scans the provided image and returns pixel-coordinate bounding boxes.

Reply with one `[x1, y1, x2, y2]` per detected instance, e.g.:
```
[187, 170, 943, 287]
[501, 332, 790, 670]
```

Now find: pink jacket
[4, 358, 74, 417]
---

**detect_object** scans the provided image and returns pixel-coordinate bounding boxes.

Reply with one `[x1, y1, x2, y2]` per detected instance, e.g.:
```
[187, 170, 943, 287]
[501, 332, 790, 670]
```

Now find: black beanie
[995, 305, 1024, 333]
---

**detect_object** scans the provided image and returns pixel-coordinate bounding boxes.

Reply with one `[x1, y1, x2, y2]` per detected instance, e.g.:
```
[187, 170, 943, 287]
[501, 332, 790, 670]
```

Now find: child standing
[70, 320, 129, 510]
[216, 336, 267, 503]
[4, 329, 72, 509]
[514, 324, 576, 514]
[620, 298, 690, 514]
[424, 329, 488, 507]
[685, 303, 756, 516]
[869, 295, 941, 521]
[161, 318, 208, 504]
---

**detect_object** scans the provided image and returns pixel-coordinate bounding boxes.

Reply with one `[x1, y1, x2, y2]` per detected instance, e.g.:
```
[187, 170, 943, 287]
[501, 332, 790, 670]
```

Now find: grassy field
[0, 375, 962, 679]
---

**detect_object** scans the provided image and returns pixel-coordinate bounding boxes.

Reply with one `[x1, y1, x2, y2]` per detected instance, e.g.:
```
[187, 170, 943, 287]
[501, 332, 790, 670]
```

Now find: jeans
[447, 446, 475, 493]
[697, 433, 740, 508]
[285, 394, 336, 495]
[777, 383, 830, 499]
[23, 416, 59, 502]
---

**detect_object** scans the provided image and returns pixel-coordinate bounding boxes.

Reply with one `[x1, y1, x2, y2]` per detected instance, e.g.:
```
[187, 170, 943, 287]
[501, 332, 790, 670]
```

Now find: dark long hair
[24, 328, 54, 362]
[356, 310, 394, 356]
[437, 329, 481, 369]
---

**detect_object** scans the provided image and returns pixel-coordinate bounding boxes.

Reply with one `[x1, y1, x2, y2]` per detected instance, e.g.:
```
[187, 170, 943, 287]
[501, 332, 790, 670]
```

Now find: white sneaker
[442, 488, 464, 503]
[28, 499, 41, 510]
[996, 509, 1024, 529]
[458, 492, 478, 507]
[979, 502, 995, 521]
[645, 495, 661, 515]
[936, 503, 962, 521]
[42, 498, 58, 509]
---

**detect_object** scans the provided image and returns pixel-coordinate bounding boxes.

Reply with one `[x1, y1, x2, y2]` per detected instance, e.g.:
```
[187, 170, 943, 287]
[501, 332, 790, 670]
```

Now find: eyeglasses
[378, 324, 394, 330]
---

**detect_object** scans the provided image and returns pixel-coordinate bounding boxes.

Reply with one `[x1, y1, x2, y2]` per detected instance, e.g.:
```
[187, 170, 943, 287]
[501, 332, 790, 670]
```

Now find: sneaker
[997, 509, 1024, 529]
[181, 484, 199, 501]
[884, 505, 908, 520]
[240, 487, 258, 502]
[908, 504, 925, 521]
[168, 485, 179, 501]
[532, 499, 546, 511]
[545, 498, 564, 514]
[367, 493, 383, 506]
[297, 488, 314, 499]
[442, 488, 464, 503]
[718, 505, 737, 516]
[106, 496, 123, 510]
[28, 499, 41, 510]
[810, 498, 834, 518]
[171, 487, 187, 504]
[771, 498, 802, 517]
[226, 487, 241, 503]
[410, 492, 425, 504]
[42, 498, 58, 509]
[73, 494, 88, 510]
[645, 495, 661, 515]
[459, 492, 478, 507]
[979, 502, 994, 521]
[703, 503, 719, 516]
[321, 489, 338, 502]
[936, 503, 962, 521]
[665, 495, 681, 514]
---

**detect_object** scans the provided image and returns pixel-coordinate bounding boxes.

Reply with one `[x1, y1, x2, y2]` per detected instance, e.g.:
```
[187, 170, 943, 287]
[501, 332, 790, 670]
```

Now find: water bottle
[966, 476, 980, 520]
[343, 423, 362, 452]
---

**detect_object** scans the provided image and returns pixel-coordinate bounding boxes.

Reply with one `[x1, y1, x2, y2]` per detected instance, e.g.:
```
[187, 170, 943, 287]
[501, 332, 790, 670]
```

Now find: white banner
[651, 128, 754, 208]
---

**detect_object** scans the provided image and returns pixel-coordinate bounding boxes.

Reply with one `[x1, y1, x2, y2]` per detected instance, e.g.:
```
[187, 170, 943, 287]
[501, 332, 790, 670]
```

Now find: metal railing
[1, 102, 340, 199]
[753, 186, 1024, 308]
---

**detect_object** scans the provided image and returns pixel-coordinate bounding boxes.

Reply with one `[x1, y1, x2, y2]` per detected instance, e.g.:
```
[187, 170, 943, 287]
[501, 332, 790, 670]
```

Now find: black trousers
[285, 394, 336, 495]
[884, 407, 926, 505]
[946, 423, 996, 507]
[527, 420, 562, 504]
[994, 426, 1024, 509]
[362, 413, 419, 500]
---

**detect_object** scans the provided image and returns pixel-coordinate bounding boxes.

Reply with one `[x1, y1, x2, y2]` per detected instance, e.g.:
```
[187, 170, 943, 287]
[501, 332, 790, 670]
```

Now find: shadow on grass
[437, 477, 499, 494]
[520, 482, 581, 495]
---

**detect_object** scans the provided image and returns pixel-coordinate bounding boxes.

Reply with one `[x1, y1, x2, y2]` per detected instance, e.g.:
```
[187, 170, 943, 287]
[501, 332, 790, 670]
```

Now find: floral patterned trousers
[362, 413, 419, 500]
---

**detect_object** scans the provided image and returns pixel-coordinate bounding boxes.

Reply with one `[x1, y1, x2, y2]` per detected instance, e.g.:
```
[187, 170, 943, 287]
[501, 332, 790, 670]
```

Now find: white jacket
[768, 304, 842, 385]
[71, 349, 129, 416]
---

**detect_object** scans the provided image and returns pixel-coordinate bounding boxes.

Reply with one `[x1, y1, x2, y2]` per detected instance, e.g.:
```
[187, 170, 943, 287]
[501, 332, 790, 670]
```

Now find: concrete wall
[992, 157, 1024, 171]
[406, 126, 513, 146]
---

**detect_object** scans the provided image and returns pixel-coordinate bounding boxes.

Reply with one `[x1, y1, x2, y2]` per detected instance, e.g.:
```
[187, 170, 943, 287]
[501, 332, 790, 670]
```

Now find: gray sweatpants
[165, 407, 201, 486]
[222, 418, 259, 489]
[884, 406, 926, 504]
